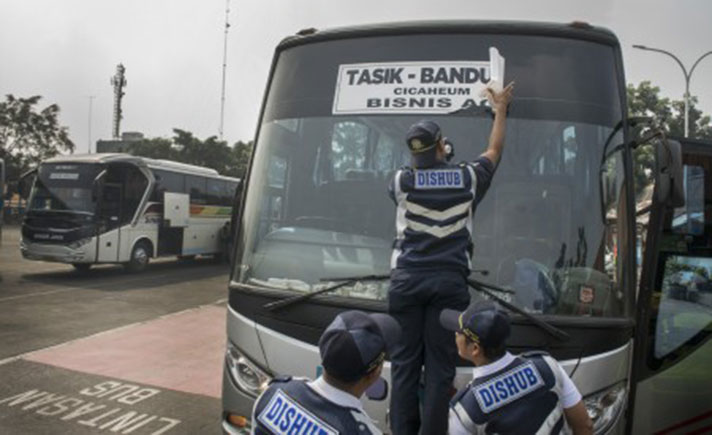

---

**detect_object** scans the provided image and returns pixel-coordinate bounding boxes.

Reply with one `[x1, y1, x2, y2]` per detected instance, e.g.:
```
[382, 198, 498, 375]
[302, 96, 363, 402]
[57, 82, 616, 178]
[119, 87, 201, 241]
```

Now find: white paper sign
[479, 47, 506, 97]
[332, 61, 492, 115]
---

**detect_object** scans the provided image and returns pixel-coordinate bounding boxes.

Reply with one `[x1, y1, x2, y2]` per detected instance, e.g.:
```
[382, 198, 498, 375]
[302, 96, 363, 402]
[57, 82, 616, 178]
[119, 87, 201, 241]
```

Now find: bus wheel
[72, 263, 91, 272]
[126, 242, 150, 273]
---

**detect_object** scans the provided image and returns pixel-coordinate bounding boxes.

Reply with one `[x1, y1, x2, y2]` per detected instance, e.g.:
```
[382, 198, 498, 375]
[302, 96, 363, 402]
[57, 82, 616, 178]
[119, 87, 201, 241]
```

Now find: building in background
[96, 131, 144, 153]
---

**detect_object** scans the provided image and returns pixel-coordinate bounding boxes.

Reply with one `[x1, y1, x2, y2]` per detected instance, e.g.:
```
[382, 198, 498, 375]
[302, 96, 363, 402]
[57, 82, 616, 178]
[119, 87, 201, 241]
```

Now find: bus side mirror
[655, 138, 685, 208]
[365, 377, 388, 401]
[92, 169, 107, 202]
[18, 168, 37, 199]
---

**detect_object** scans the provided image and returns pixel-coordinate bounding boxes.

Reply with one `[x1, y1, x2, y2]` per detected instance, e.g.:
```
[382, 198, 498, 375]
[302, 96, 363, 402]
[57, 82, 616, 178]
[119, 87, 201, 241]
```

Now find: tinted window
[186, 176, 206, 204]
[207, 179, 225, 205]
[265, 34, 622, 126]
[121, 165, 148, 224]
[151, 170, 185, 201]
[224, 181, 239, 206]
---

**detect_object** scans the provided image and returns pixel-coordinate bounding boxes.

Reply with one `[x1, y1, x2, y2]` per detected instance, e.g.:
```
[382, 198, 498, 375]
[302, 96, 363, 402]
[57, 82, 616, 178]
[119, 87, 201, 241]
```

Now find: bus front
[224, 22, 634, 434]
[21, 160, 104, 265]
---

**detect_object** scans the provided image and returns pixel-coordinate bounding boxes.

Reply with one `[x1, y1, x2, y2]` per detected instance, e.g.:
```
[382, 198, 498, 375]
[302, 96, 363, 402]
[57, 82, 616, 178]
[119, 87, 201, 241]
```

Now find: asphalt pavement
[0, 226, 230, 434]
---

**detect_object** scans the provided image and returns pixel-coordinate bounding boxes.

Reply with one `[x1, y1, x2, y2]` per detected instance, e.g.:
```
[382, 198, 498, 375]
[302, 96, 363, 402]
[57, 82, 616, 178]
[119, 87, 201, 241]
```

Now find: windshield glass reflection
[236, 115, 628, 317]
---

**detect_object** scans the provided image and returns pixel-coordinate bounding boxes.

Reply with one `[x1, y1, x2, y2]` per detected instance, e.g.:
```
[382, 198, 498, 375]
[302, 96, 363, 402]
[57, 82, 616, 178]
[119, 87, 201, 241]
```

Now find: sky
[1, 0, 711, 153]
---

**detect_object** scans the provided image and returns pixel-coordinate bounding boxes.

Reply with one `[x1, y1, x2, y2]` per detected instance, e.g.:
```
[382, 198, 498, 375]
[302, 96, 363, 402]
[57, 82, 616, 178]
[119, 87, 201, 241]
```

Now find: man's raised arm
[479, 82, 514, 166]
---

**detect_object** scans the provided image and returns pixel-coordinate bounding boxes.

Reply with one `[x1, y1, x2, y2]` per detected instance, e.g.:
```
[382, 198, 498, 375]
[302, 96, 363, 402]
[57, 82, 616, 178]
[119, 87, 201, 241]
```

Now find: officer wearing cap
[440, 301, 593, 434]
[252, 310, 402, 434]
[387, 84, 514, 435]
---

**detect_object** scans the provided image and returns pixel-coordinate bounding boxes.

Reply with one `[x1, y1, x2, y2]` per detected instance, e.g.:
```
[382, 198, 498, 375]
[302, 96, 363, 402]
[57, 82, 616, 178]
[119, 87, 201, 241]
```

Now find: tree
[230, 140, 253, 179]
[0, 94, 74, 180]
[124, 137, 176, 161]
[627, 81, 712, 140]
[126, 129, 252, 178]
[627, 81, 712, 198]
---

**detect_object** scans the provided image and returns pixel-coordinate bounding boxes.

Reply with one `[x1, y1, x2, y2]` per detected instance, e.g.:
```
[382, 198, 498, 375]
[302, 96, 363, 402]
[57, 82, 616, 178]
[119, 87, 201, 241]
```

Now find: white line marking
[0, 299, 227, 366]
[0, 269, 226, 302]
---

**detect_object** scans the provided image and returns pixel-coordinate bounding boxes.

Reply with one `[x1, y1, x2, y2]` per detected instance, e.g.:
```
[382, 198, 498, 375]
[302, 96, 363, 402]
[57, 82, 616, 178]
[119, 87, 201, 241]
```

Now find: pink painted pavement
[26, 304, 226, 398]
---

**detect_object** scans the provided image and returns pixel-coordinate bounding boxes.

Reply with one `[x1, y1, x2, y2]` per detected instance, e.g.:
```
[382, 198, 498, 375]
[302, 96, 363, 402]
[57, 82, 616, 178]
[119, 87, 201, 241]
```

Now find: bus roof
[278, 20, 620, 51]
[43, 153, 240, 182]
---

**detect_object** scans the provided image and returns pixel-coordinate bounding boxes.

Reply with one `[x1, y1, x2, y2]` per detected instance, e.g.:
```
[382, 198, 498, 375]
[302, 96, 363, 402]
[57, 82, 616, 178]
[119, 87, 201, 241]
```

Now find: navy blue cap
[440, 301, 511, 348]
[405, 120, 442, 168]
[319, 311, 401, 382]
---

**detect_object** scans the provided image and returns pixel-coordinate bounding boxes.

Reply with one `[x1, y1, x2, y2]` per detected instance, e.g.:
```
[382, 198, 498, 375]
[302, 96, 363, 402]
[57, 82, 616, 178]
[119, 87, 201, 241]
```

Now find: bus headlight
[225, 342, 271, 398]
[68, 238, 92, 249]
[583, 381, 627, 434]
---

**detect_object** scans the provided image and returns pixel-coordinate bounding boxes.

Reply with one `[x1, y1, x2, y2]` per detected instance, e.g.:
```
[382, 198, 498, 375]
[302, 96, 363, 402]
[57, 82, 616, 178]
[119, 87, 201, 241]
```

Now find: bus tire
[126, 241, 150, 273]
[72, 263, 91, 272]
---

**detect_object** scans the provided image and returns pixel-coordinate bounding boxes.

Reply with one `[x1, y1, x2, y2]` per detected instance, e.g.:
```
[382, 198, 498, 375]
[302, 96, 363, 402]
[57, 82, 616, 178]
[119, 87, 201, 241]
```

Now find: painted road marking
[0, 381, 181, 434]
[24, 303, 226, 398]
[0, 268, 211, 303]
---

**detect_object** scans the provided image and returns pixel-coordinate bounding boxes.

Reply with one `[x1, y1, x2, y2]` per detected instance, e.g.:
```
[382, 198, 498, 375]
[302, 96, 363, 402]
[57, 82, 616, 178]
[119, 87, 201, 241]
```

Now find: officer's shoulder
[519, 350, 552, 360]
[268, 375, 310, 386]
[520, 351, 562, 374]
[451, 380, 477, 404]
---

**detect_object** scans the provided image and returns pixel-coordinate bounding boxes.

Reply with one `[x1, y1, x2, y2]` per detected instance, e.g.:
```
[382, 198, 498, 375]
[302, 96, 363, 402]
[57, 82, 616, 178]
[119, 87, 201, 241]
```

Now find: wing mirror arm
[92, 169, 107, 203]
[655, 138, 685, 208]
[18, 168, 38, 199]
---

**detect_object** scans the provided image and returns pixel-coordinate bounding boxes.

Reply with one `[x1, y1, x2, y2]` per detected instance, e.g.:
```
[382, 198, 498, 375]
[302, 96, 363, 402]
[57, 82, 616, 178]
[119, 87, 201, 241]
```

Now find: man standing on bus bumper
[387, 83, 514, 435]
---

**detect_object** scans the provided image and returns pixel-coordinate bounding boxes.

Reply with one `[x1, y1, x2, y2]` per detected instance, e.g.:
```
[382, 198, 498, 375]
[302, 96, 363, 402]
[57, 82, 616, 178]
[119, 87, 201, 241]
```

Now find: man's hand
[485, 82, 515, 112]
[480, 81, 514, 165]
[563, 401, 594, 435]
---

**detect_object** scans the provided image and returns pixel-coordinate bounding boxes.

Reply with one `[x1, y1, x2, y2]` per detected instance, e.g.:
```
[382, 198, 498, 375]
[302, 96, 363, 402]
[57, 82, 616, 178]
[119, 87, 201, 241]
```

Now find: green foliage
[627, 81, 712, 198]
[126, 129, 252, 178]
[627, 81, 712, 140]
[0, 94, 74, 180]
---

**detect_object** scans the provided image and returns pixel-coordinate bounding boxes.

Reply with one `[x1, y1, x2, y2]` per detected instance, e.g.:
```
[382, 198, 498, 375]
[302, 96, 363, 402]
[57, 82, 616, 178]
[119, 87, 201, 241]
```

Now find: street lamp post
[87, 95, 96, 154]
[633, 45, 712, 138]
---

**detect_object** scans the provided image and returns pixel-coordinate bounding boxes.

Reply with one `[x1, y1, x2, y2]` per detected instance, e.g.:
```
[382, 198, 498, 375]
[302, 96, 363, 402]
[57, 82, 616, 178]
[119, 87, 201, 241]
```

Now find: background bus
[222, 21, 676, 434]
[20, 153, 240, 271]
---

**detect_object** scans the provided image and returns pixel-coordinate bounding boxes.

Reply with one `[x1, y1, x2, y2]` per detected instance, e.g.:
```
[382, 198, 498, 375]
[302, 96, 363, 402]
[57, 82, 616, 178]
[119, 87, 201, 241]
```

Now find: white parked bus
[222, 20, 708, 434]
[20, 153, 240, 271]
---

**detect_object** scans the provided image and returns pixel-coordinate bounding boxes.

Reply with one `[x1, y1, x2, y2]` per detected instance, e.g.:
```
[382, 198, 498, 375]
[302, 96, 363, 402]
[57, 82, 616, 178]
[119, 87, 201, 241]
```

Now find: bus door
[97, 182, 123, 262]
[632, 138, 712, 434]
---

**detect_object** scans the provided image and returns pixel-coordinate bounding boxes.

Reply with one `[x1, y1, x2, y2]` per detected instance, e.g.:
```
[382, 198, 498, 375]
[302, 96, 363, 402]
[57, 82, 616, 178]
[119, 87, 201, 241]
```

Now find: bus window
[151, 170, 185, 201]
[654, 255, 712, 360]
[99, 183, 122, 229]
[224, 181, 239, 206]
[121, 165, 148, 225]
[207, 179, 225, 205]
[329, 121, 369, 181]
[186, 175, 207, 204]
[672, 165, 705, 235]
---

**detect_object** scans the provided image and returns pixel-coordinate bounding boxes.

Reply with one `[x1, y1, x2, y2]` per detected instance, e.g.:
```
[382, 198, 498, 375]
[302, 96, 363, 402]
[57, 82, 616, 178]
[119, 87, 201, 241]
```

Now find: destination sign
[333, 61, 492, 115]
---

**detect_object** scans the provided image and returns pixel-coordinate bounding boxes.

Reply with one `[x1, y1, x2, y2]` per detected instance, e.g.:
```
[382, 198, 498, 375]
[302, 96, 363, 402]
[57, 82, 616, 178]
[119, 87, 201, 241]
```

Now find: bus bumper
[20, 239, 95, 264]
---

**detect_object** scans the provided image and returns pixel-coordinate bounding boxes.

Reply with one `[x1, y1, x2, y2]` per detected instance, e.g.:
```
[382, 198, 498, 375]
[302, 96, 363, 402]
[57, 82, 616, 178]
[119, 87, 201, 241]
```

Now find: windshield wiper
[466, 277, 571, 342]
[263, 273, 569, 341]
[29, 209, 94, 216]
[263, 274, 390, 311]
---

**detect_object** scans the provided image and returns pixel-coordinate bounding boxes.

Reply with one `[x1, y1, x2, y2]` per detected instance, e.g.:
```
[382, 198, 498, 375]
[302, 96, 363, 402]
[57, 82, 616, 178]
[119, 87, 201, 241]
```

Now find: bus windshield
[234, 32, 631, 318]
[29, 163, 101, 214]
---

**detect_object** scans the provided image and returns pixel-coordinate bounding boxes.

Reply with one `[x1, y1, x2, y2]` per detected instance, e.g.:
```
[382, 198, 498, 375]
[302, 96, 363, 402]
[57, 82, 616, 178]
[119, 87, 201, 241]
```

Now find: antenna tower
[110, 64, 127, 139]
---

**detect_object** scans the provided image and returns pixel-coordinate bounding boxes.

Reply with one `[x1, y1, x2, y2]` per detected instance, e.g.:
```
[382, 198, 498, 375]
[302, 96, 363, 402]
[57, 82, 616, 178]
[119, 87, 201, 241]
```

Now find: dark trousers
[388, 268, 470, 435]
